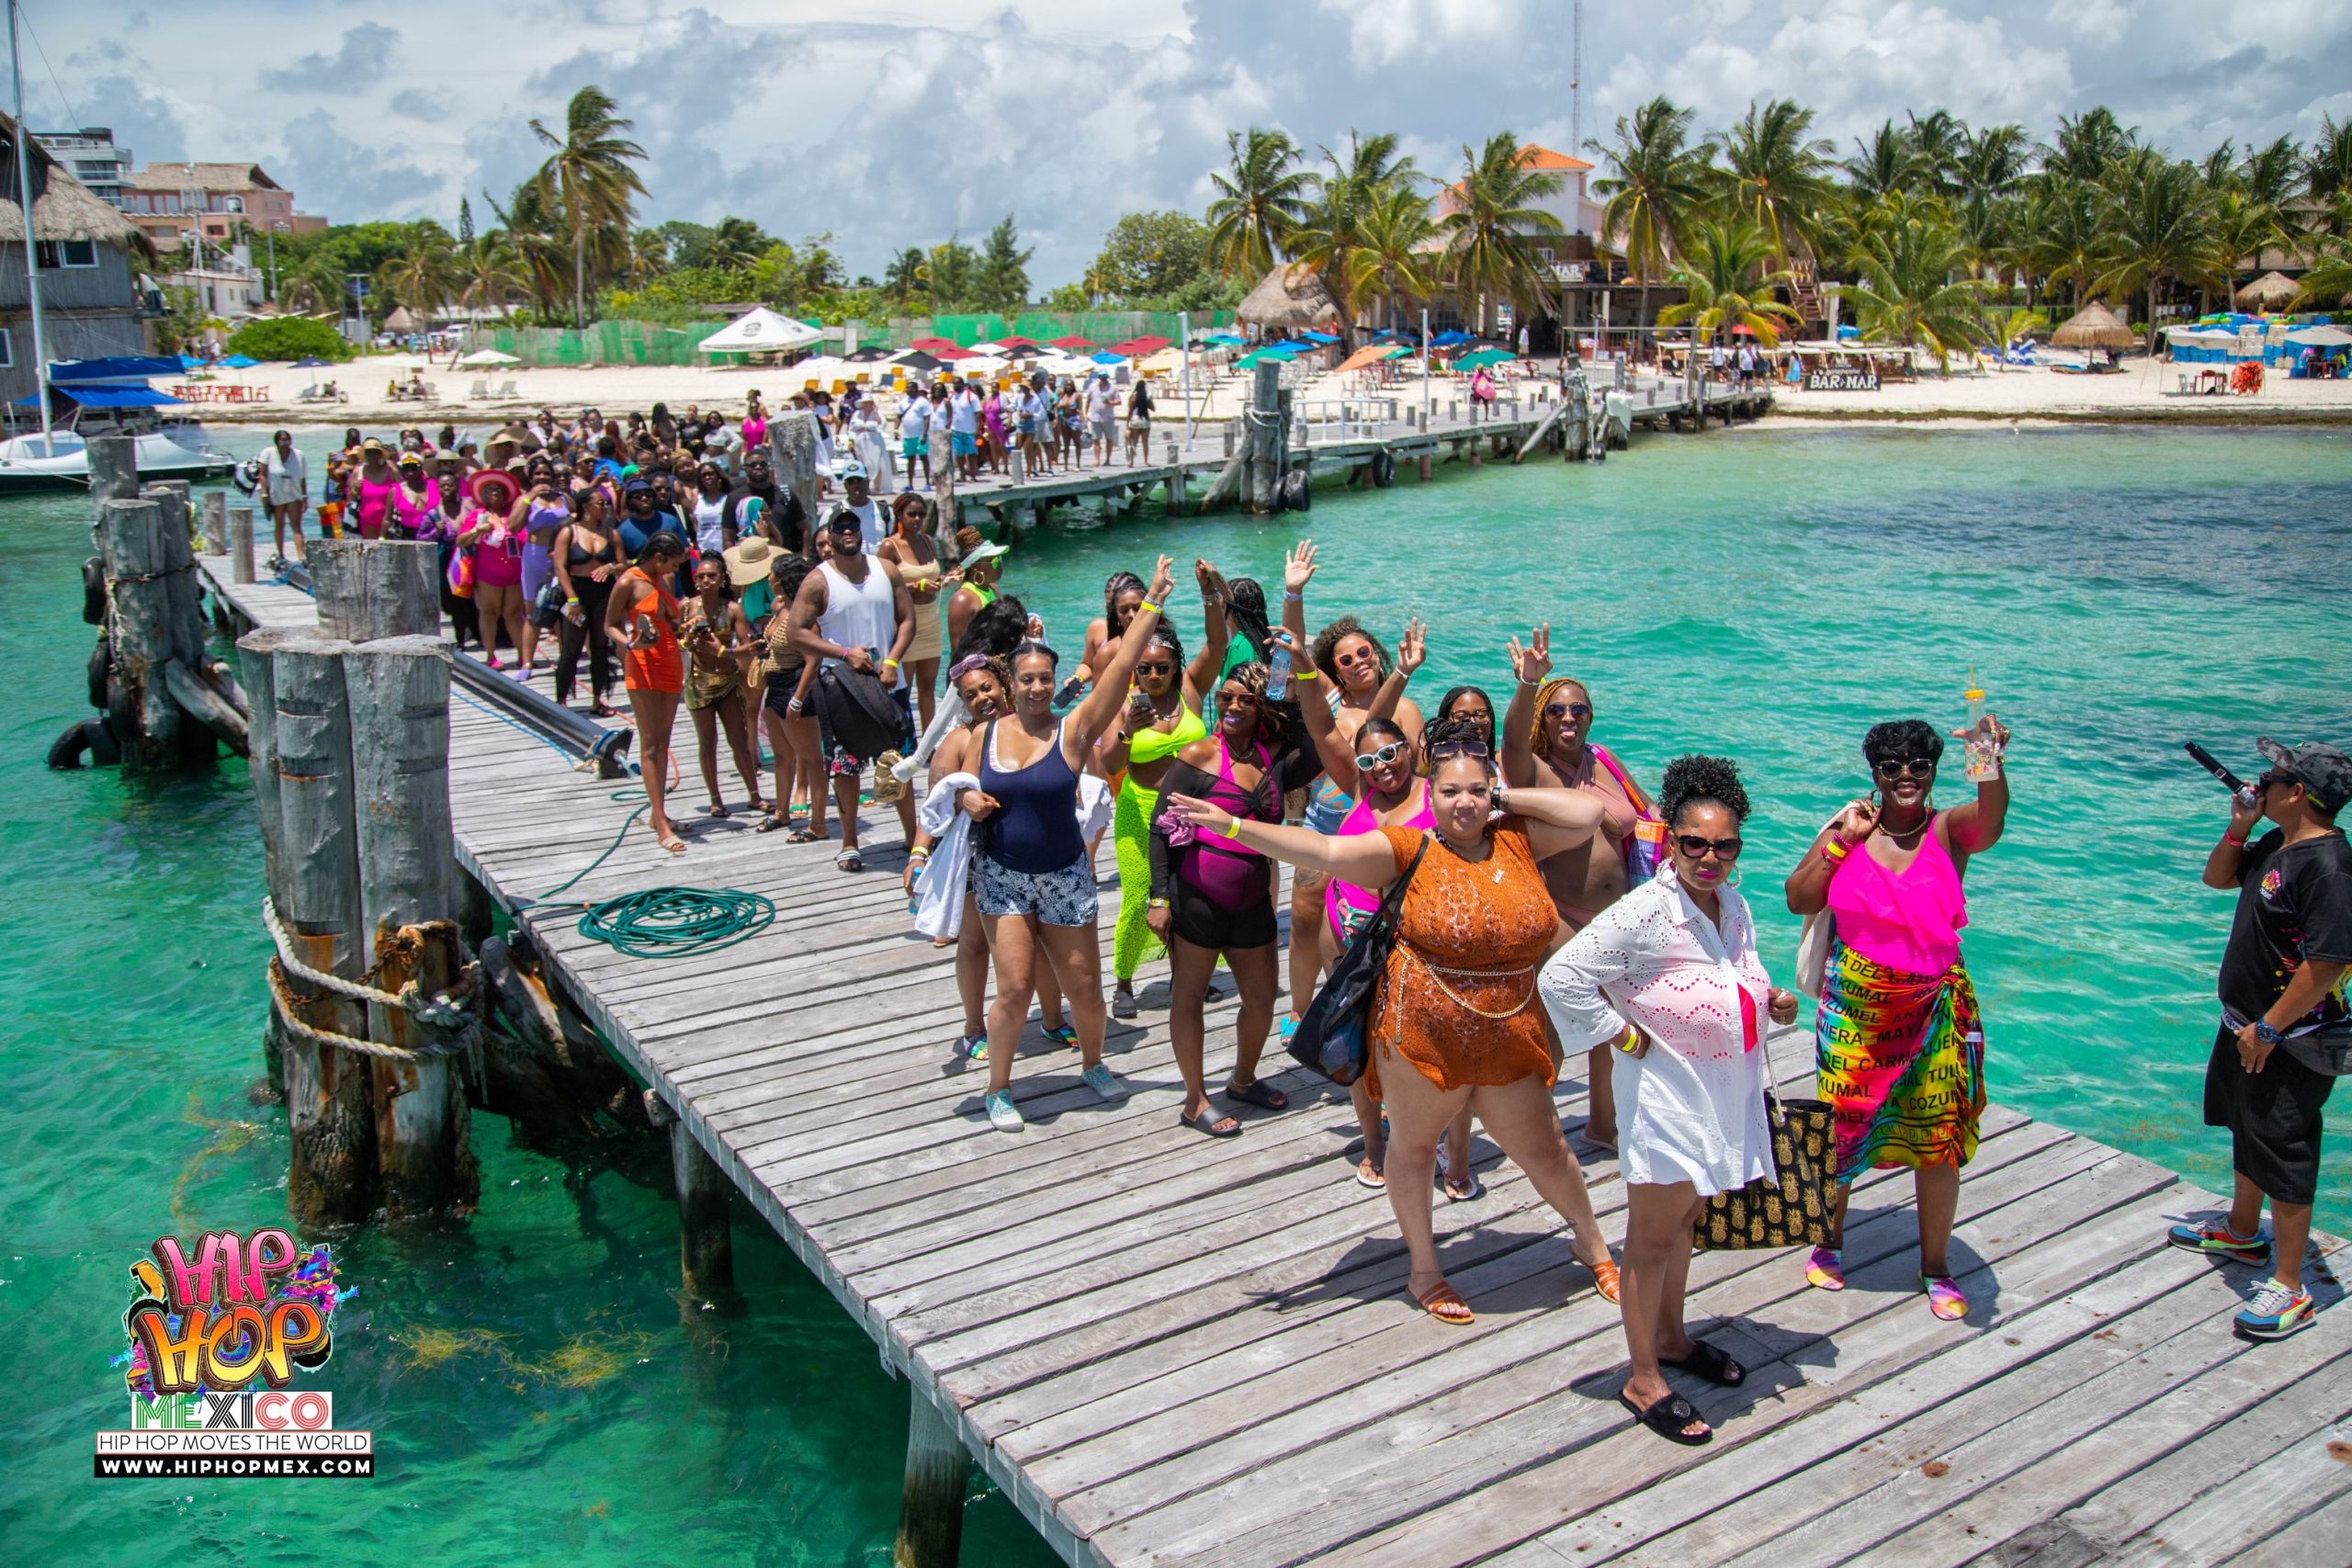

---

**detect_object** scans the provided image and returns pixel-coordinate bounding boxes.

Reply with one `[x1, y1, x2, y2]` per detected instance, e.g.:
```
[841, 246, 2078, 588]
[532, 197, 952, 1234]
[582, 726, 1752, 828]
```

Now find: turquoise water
[3, 423, 2346, 1563]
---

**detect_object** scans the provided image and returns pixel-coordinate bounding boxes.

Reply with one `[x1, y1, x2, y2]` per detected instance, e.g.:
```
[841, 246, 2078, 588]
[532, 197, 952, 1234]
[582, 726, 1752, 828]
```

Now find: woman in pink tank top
[1785, 713, 2013, 1322]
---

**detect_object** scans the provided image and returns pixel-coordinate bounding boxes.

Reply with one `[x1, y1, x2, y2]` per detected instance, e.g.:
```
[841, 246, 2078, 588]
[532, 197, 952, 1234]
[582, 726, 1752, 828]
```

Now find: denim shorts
[972, 852, 1098, 926]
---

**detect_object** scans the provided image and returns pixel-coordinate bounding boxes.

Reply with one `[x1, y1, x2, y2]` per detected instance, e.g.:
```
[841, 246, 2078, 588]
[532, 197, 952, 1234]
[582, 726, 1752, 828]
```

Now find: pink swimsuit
[1327, 782, 1434, 942]
[468, 507, 526, 588]
[1824, 812, 1968, 976]
[353, 473, 401, 539]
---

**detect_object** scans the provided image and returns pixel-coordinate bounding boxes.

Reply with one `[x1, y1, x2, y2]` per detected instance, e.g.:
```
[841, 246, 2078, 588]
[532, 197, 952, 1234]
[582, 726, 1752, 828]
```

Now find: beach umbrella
[2235, 271, 2301, 311]
[1430, 329, 1474, 348]
[1048, 334, 1096, 350]
[844, 345, 896, 363]
[1109, 334, 1171, 355]
[292, 355, 332, 367]
[1294, 330, 1338, 344]
[1090, 351, 1129, 365]
[698, 308, 824, 354]
[994, 335, 1043, 351]
[931, 344, 977, 361]
[908, 335, 961, 352]
[457, 348, 520, 367]
[1453, 347, 1518, 370]
[219, 354, 260, 368]
[889, 349, 944, 371]
[1334, 343, 1393, 374]
[2286, 325, 2352, 346]
[2049, 302, 2136, 350]
[1203, 332, 1245, 345]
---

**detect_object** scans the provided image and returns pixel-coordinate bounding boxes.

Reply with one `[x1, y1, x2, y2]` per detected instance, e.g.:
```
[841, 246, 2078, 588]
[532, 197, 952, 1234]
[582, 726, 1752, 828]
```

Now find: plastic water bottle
[1962, 670, 2002, 783]
[1267, 642, 1292, 701]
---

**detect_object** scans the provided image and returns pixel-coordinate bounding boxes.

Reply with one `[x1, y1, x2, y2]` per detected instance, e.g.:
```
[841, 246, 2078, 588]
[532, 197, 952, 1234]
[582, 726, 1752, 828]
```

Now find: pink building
[121, 163, 317, 252]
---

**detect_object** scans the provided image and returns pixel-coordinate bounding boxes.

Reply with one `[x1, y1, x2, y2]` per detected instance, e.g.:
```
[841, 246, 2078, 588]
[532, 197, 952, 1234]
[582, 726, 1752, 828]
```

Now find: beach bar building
[0, 110, 152, 408]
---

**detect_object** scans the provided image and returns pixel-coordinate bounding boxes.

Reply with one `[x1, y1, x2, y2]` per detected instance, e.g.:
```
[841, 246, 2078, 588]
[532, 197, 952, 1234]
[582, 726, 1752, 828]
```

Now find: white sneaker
[984, 1089, 1023, 1132]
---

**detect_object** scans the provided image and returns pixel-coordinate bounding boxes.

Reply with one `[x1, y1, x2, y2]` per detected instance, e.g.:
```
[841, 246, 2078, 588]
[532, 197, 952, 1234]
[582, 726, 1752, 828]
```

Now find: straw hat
[722, 534, 778, 587]
[464, 468, 522, 514]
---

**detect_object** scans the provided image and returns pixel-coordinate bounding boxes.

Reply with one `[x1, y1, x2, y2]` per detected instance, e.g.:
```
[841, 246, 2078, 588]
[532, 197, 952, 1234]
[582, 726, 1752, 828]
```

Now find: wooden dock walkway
[197, 538, 2348, 1568]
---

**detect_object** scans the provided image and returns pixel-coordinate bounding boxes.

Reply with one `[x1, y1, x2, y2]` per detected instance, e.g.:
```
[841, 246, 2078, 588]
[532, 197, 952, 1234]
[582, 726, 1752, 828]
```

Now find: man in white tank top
[786, 508, 918, 868]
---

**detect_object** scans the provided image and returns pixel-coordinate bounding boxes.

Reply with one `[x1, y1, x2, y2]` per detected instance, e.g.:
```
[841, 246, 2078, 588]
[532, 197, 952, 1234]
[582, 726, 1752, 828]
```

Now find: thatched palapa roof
[2233, 271, 2300, 310]
[0, 109, 143, 248]
[2049, 301, 2136, 350]
[1238, 263, 1340, 330]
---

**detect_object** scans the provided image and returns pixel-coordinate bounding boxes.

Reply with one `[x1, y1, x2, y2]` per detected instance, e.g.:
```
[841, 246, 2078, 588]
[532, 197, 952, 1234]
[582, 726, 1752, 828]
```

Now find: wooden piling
[345, 634, 476, 1219]
[894, 1391, 970, 1568]
[201, 491, 228, 555]
[309, 539, 438, 640]
[87, 433, 140, 503]
[95, 497, 184, 769]
[268, 634, 378, 1224]
[672, 1120, 736, 1299]
[772, 412, 820, 526]
[1245, 362, 1282, 513]
[229, 508, 256, 583]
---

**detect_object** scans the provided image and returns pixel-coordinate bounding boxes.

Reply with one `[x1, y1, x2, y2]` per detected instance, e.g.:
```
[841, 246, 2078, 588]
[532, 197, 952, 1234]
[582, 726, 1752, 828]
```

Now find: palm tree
[1657, 218, 1801, 344]
[1589, 96, 1714, 335]
[458, 235, 528, 314]
[2240, 135, 2303, 209]
[1905, 109, 1968, 195]
[2289, 234, 2352, 309]
[704, 216, 769, 272]
[1846, 214, 1990, 369]
[2045, 107, 2137, 183]
[2205, 189, 2287, 310]
[483, 184, 571, 322]
[281, 253, 346, 316]
[625, 228, 668, 288]
[1718, 97, 1837, 268]
[377, 227, 465, 321]
[1439, 132, 1564, 336]
[1204, 127, 1312, 280]
[1844, 120, 1925, 204]
[1336, 183, 1436, 329]
[2308, 116, 2352, 231]
[2090, 157, 2221, 350]
[882, 246, 926, 304]
[529, 85, 648, 328]
[2199, 140, 2241, 190]
[2017, 176, 2103, 312]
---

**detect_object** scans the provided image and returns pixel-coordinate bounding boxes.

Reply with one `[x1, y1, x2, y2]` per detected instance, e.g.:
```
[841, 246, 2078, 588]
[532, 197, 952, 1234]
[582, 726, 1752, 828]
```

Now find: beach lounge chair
[493, 379, 518, 399]
[468, 379, 491, 400]
[294, 384, 322, 402]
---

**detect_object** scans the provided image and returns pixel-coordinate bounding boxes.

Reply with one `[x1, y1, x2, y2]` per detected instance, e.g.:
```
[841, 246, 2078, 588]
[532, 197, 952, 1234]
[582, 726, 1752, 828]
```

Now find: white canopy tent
[698, 309, 825, 355]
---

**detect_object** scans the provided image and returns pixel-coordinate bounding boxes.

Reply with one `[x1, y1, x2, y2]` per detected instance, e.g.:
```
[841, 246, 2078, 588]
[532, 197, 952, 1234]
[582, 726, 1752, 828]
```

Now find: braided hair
[1224, 578, 1273, 662]
[1103, 570, 1148, 637]
[1218, 659, 1283, 748]
[1526, 676, 1591, 763]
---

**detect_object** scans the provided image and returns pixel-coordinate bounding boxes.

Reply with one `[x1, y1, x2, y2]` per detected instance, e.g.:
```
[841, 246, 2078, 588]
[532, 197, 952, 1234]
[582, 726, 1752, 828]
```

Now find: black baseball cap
[620, 476, 653, 495]
[2256, 739, 2352, 814]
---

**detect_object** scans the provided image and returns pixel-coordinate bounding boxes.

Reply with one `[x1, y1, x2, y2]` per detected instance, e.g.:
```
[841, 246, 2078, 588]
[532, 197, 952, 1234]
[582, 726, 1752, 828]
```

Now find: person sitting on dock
[786, 506, 919, 872]
[2171, 739, 2350, 1343]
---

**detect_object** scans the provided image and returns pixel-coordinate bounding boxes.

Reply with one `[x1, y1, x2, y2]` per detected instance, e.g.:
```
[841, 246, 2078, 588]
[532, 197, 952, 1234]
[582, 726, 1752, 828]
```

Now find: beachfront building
[33, 127, 132, 210]
[0, 111, 153, 407]
[1428, 144, 1662, 355]
[121, 162, 325, 254]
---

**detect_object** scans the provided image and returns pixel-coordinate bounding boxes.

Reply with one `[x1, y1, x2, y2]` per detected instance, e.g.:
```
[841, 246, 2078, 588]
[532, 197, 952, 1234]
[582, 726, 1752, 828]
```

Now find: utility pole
[8, 0, 53, 455]
[1569, 0, 1584, 165]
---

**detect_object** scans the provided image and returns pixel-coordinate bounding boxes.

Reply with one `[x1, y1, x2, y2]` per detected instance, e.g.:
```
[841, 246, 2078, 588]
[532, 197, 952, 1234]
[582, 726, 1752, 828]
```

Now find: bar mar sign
[1804, 366, 1880, 391]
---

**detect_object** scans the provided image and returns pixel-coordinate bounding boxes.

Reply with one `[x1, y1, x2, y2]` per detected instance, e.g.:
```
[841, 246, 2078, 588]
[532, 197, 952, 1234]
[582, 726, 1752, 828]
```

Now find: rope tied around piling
[262, 895, 486, 1061]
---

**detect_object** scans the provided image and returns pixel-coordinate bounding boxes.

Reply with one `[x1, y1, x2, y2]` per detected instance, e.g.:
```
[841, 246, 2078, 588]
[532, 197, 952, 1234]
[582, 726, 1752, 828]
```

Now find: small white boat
[0, 423, 234, 493]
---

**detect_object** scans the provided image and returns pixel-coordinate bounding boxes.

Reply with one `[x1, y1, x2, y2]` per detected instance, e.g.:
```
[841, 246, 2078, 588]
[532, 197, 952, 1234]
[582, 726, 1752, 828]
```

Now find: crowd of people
[243, 400, 2348, 1443]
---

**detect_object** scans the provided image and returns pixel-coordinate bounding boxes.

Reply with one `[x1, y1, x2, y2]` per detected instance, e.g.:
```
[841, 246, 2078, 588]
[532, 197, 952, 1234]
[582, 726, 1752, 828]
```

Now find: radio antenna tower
[1569, 0, 1584, 157]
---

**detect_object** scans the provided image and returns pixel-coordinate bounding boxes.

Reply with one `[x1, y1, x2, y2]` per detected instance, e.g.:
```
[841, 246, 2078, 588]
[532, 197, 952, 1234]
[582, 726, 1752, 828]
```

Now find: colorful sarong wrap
[1814, 937, 1985, 1181]
[1112, 775, 1165, 982]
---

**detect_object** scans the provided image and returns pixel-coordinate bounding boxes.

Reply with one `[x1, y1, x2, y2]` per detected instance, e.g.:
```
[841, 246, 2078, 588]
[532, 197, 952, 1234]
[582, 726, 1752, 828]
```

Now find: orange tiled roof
[1517, 144, 1593, 172]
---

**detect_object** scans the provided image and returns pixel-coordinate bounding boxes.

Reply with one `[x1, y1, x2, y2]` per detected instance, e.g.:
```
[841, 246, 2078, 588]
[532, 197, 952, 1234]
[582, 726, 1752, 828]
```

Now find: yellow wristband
[1219, 818, 1242, 840]
[1137, 599, 1161, 615]
[1291, 667, 1320, 682]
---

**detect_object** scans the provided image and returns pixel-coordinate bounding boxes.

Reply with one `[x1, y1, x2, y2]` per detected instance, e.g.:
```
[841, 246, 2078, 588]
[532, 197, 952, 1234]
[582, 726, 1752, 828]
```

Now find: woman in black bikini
[552, 488, 623, 715]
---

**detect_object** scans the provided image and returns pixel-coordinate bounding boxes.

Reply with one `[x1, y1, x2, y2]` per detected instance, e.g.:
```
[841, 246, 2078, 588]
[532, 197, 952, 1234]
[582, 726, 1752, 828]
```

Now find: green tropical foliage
[530, 85, 648, 326]
[1440, 132, 1566, 334]
[1656, 219, 1801, 344]
[1844, 214, 1991, 367]
[1204, 127, 1313, 281]
[1590, 96, 1715, 331]
[224, 315, 353, 362]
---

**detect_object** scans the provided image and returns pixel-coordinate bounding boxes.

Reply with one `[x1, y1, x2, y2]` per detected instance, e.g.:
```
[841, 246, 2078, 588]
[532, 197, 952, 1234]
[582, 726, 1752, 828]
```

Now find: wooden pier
[936, 370, 1776, 535]
[195, 536, 2347, 1568]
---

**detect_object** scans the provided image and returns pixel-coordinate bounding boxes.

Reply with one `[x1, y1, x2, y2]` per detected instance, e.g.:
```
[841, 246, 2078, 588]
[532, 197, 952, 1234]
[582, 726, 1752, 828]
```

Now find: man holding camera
[2170, 739, 2351, 1341]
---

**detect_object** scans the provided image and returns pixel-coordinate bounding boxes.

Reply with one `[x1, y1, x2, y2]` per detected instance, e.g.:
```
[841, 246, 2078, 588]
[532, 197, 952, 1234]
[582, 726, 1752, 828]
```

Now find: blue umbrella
[219, 354, 260, 368]
[292, 355, 332, 367]
[1430, 329, 1473, 348]
[1836, 324, 1860, 340]
[1203, 333, 1244, 345]
[1090, 351, 1129, 364]
[179, 354, 206, 370]
[1295, 330, 1338, 344]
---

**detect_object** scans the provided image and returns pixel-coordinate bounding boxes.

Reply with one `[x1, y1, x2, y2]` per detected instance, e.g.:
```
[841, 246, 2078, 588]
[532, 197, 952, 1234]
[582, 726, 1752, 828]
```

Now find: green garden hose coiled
[573, 886, 775, 959]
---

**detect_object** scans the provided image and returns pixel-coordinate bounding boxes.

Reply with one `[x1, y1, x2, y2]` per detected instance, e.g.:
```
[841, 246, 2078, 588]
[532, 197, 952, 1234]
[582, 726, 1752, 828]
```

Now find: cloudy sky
[47, 0, 2352, 283]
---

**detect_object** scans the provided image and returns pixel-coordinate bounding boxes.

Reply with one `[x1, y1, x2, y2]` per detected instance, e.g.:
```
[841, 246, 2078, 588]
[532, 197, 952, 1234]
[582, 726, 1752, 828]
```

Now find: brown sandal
[1410, 1278, 1475, 1326]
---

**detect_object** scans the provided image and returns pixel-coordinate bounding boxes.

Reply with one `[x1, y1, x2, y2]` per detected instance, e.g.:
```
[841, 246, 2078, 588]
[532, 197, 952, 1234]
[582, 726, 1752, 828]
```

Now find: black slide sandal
[1618, 1389, 1713, 1446]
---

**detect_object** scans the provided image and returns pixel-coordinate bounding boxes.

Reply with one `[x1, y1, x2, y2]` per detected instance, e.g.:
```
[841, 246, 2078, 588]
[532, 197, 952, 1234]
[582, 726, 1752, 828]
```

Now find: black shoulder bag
[1284, 836, 1430, 1086]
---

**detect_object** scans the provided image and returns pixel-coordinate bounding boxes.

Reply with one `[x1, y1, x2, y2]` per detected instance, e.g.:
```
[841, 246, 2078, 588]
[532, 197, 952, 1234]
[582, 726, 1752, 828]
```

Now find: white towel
[913, 771, 979, 940]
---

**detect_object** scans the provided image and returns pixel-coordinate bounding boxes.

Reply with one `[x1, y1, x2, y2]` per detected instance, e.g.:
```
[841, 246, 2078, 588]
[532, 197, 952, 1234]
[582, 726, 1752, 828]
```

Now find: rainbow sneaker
[1804, 1246, 1846, 1292]
[2234, 1279, 2316, 1341]
[2166, 1220, 2273, 1268]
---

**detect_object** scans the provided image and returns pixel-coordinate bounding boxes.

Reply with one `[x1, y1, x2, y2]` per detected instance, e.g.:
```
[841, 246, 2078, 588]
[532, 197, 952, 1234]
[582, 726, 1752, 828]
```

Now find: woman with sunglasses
[959, 558, 1176, 1132]
[1542, 755, 1800, 1447]
[876, 491, 952, 733]
[1504, 625, 1660, 1154]
[1283, 547, 1426, 1042]
[1146, 656, 1325, 1134]
[1102, 566, 1230, 1020]
[605, 532, 691, 854]
[1784, 715, 2009, 1321]
[1163, 715, 1619, 1323]
[681, 555, 766, 819]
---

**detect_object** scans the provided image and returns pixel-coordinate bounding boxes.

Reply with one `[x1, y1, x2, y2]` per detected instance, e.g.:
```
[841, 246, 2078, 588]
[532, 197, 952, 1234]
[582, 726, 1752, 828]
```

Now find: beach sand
[168, 352, 2352, 433]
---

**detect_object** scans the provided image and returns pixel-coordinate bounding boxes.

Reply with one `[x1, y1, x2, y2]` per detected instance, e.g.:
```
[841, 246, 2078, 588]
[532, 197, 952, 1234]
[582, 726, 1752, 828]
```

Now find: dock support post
[201, 491, 228, 555]
[89, 432, 140, 503]
[310, 539, 439, 639]
[1245, 361, 1282, 513]
[229, 508, 256, 584]
[771, 412, 820, 527]
[671, 1120, 736, 1300]
[1417, 452, 1432, 480]
[894, 1391, 969, 1568]
[265, 633, 379, 1224]
[95, 497, 181, 770]
[345, 634, 477, 1219]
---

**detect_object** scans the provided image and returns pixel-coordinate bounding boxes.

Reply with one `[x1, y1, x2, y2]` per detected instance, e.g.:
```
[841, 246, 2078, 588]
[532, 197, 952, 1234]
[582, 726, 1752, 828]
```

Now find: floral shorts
[972, 852, 1098, 926]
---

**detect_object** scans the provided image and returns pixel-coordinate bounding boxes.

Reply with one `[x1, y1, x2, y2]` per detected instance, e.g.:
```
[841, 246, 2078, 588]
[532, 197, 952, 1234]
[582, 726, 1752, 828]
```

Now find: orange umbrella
[1335, 343, 1391, 374]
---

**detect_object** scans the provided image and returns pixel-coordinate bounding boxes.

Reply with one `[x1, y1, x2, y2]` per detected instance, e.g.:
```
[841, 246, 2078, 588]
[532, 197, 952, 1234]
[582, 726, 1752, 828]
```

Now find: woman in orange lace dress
[1164, 715, 1622, 1325]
